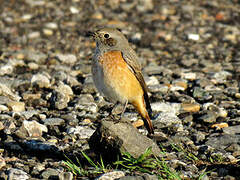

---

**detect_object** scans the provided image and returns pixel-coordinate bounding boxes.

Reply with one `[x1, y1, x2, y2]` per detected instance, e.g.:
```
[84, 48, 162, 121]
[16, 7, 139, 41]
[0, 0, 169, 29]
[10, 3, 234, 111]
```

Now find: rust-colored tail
[132, 97, 154, 134]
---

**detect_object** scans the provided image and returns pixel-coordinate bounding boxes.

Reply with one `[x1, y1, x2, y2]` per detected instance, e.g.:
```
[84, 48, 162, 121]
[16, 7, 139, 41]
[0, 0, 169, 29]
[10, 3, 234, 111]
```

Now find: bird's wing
[122, 49, 152, 116]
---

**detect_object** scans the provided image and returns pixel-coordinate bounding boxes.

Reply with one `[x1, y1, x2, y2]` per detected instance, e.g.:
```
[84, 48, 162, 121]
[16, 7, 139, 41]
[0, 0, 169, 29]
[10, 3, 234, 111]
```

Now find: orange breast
[99, 51, 143, 102]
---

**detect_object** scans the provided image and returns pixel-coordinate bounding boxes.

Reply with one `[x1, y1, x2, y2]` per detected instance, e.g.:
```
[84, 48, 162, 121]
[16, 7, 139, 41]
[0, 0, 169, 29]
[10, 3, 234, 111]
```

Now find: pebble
[8, 168, 29, 180]
[97, 171, 125, 180]
[181, 103, 200, 113]
[181, 72, 197, 80]
[22, 120, 48, 137]
[56, 54, 77, 64]
[66, 126, 95, 139]
[0, 121, 4, 130]
[0, 155, 6, 169]
[45, 22, 58, 29]
[69, 6, 79, 14]
[43, 28, 53, 36]
[31, 73, 50, 88]
[151, 102, 181, 115]
[170, 80, 188, 91]
[59, 172, 73, 180]
[145, 76, 159, 86]
[0, 82, 21, 101]
[223, 125, 240, 135]
[43, 118, 65, 126]
[0, 105, 8, 111]
[28, 31, 40, 39]
[212, 71, 232, 84]
[188, 34, 200, 41]
[199, 111, 217, 123]
[41, 168, 59, 179]
[153, 112, 182, 129]
[7, 101, 25, 112]
[27, 62, 39, 70]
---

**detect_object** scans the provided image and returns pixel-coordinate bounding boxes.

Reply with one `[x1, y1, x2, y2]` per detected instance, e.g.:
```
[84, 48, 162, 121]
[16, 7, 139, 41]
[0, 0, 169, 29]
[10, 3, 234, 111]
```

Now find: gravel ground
[0, 0, 240, 179]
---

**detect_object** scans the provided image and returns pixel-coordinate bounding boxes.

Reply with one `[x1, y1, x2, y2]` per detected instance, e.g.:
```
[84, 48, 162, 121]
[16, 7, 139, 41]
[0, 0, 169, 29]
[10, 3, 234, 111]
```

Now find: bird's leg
[110, 100, 128, 123]
[120, 100, 128, 119]
[109, 102, 120, 120]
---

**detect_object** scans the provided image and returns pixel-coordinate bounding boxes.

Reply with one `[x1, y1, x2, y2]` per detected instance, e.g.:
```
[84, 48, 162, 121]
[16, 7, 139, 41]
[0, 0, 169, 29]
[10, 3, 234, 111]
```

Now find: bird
[88, 27, 154, 134]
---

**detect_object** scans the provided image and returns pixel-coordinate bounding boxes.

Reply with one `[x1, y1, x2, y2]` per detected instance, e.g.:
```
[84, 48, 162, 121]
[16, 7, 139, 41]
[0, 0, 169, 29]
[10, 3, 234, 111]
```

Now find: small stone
[51, 82, 73, 110]
[153, 112, 182, 129]
[21, 14, 32, 21]
[199, 111, 217, 123]
[193, 131, 206, 143]
[98, 171, 125, 180]
[0, 105, 8, 111]
[233, 151, 240, 157]
[235, 93, 240, 98]
[47, 138, 58, 144]
[82, 119, 92, 124]
[91, 12, 103, 19]
[75, 102, 98, 113]
[45, 22, 58, 29]
[0, 121, 4, 130]
[23, 140, 59, 153]
[223, 125, 240, 135]
[225, 143, 240, 152]
[212, 71, 232, 84]
[181, 103, 200, 113]
[137, 0, 153, 12]
[56, 54, 77, 64]
[151, 102, 181, 115]
[0, 64, 14, 75]
[27, 62, 39, 70]
[59, 172, 73, 180]
[31, 73, 50, 88]
[0, 82, 21, 101]
[148, 84, 169, 93]
[132, 120, 144, 128]
[8, 168, 29, 180]
[193, 87, 212, 101]
[43, 118, 65, 126]
[23, 93, 41, 100]
[0, 155, 6, 169]
[206, 134, 240, 150]
[22, 120, 48, 137]
[70, 6, 79, 14]
[43, 29, 53, 36]
[171, 80, 188, 91]
[39, 114, 46, 120]
[28, 31, 40, 39]
[181, 72, 197, 80]
[145, 76, 159, 86]
[7, 101, 25, 112]
[3, 120, 16, 134]
[211, 123, 229, 130]
[16, 53, 25, 60]
[122, 112, 138, 121]
[66, 126, 95, 139]
[188, 34, 200, 41]
[41, 168, 59, 179]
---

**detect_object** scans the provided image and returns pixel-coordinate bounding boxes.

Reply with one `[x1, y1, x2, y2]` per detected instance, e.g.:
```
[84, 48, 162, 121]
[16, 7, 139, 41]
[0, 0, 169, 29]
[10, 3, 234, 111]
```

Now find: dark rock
[206, 134, 240, 150]
[89, 118, 161, 160]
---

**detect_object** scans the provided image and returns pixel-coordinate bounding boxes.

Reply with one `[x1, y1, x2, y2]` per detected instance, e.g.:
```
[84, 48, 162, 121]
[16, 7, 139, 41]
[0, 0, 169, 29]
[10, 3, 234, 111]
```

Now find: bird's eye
[104, 34, 110, 38]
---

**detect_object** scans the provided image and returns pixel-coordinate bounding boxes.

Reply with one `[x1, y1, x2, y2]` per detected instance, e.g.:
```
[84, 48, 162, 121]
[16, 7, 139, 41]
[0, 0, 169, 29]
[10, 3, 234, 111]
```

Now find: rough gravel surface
[0, 0, 240, 179]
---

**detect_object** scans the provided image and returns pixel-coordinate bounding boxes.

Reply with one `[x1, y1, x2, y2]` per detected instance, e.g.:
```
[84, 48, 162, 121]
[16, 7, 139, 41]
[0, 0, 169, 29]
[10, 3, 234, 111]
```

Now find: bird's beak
[86, 31, 96, 39]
